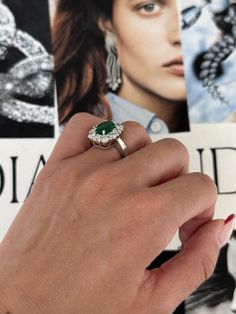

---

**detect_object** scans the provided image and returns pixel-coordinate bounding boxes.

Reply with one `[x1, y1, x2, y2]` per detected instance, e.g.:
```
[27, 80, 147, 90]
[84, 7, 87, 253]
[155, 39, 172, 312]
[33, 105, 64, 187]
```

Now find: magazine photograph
[181, 0, 236, 124]
[0, 0, 56, 239]
[0, 0, 55, 138]
[53, 0, 190, 135]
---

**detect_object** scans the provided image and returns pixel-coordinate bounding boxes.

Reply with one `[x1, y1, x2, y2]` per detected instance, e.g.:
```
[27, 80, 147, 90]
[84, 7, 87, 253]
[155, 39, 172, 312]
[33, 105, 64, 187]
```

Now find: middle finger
[116, 138, 189, 187]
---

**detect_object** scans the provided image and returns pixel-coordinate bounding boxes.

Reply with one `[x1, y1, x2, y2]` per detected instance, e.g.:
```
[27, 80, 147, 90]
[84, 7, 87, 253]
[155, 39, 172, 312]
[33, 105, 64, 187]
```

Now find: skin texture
[0, 113, 231, 314]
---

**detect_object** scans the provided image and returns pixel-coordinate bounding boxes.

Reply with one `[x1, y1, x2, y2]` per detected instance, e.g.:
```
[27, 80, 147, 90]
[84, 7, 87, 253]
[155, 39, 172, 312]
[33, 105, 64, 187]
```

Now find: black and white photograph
[0, 0, 55, 138]
[180, 0, 236, 124]
[53, 0, 190, 136]
[148, 250, 185, 314]
[186, 231, 236, 314]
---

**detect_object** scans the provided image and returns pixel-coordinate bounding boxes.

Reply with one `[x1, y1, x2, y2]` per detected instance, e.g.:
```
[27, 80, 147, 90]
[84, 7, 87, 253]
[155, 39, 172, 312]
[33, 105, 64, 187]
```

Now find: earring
[199, 34, 234, 104]
[199, 5, 236, 104]
[105, 32, 122, 91]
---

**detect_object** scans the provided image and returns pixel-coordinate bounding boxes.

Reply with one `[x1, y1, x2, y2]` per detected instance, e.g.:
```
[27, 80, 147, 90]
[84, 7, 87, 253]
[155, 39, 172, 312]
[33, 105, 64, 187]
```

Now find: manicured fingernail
[218, 214, 235, 248]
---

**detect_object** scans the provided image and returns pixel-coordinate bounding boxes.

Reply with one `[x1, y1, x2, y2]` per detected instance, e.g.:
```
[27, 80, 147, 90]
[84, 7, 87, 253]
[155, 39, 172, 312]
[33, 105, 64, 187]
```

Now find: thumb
[141, 215, 235, 314]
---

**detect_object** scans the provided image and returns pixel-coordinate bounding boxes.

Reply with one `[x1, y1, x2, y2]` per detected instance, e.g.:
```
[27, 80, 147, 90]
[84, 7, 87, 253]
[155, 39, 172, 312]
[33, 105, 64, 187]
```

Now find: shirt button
[150, 121, 162, 133]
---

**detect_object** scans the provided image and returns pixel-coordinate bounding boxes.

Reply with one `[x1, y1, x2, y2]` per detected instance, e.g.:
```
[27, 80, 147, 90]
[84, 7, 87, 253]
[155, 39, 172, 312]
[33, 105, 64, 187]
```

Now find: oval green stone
[95, 121, 116, 135]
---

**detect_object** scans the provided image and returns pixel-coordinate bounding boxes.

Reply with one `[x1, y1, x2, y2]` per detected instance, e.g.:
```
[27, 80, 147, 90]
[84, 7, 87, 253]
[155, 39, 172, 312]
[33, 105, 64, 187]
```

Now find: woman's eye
[139, 3, 161, 14]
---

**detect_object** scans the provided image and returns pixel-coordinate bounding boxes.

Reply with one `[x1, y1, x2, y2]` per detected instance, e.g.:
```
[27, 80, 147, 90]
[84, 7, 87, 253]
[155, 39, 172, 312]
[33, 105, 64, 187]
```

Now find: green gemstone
[95, 121, 116, 135]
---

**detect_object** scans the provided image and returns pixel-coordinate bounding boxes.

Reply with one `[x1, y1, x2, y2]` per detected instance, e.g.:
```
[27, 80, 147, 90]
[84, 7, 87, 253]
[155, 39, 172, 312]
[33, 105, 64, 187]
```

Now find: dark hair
[52, 0, 113, 124]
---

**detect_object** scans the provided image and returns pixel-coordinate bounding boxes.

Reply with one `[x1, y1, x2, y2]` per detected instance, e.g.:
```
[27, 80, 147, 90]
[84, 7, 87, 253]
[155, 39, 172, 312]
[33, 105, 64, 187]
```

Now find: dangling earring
[199, 5, 236, 104]
[105, 31, 122, 91]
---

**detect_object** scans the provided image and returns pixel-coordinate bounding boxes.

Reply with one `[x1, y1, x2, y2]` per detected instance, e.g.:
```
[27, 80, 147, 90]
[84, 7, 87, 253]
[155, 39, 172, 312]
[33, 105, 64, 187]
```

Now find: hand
[0, 113, 233, 314]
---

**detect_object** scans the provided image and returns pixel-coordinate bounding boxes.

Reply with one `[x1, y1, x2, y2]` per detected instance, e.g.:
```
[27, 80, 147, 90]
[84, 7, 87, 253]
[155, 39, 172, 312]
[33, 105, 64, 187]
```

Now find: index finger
[119, 172, 217, 271]
[48, 113, 103, 163]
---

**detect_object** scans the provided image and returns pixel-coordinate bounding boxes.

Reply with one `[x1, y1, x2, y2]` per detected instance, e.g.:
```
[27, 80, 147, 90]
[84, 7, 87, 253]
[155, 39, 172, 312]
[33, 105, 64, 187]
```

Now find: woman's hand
[0, 113, 233, 314]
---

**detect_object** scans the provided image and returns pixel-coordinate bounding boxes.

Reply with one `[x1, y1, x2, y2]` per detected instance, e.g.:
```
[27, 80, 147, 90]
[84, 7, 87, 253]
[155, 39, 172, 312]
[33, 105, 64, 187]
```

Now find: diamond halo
[88, 121, 124, 149]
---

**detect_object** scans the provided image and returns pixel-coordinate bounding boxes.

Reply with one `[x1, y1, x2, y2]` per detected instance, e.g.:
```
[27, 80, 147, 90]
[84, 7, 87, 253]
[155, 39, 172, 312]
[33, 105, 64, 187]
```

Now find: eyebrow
[128, 0, 167, 3]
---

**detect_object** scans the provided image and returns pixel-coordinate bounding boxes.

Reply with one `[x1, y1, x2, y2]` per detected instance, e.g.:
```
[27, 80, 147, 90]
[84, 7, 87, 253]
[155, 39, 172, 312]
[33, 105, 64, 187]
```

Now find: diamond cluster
[0, 2, 55, 125]
[199, 5, 236, 105]
[0, 99, 55, 125]
[88, 121, 124, 149]
[0, 1, 15, 60]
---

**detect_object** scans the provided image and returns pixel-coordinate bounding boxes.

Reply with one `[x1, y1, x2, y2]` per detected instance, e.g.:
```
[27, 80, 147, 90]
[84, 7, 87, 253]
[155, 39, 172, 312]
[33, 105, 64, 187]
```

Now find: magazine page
[0, 0, 57, 239]
[178, 0, 236, 313]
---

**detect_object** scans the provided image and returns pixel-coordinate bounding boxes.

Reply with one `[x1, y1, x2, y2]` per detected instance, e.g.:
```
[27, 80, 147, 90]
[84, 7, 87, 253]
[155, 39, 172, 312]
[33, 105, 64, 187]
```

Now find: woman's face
[109, 0, 186, 102]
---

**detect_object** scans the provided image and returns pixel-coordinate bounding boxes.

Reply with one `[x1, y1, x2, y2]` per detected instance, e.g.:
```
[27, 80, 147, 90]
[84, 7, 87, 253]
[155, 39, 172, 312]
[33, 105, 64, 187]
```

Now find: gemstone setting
[96, 121, 116, 135]
[88, 121, 124, 149]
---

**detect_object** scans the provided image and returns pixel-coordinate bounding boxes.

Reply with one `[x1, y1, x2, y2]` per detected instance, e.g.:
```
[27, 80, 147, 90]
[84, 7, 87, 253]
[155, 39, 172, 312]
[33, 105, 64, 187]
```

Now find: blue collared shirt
[106, 92, 169, 136]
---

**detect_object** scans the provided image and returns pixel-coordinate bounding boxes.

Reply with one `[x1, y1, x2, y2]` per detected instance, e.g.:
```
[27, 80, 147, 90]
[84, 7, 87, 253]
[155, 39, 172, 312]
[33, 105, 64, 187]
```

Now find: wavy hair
[52, 0, 113, 124]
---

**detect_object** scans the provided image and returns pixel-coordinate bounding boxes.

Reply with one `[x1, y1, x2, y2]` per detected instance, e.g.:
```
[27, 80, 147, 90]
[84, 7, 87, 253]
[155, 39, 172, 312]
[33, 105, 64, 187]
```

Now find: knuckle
[200, 251, 216, 281]
[35, 161, 77, 194]
[162, 138, 189, 162]
[123, 121, 151, 150]
[125, 121, 149, 138]
[193, 173, 217, 201]
[31, 165, 59, 197]
[67, 112, 98, 128]
[69, 112, 90, 123]
[35, 162, 58, 186]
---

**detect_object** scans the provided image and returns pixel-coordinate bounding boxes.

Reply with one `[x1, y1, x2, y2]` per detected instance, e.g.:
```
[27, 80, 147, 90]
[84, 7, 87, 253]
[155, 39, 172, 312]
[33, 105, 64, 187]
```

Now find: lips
[163, 56, 185, 77]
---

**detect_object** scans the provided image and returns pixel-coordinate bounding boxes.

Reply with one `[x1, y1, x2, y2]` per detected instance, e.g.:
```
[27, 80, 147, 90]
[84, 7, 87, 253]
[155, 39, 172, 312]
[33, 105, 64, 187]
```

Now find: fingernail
[218, 214, 235, 248]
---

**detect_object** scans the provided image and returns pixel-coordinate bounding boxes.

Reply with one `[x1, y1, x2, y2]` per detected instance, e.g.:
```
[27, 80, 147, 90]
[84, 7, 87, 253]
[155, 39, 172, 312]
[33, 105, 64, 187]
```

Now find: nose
[167, 6, 181, 46]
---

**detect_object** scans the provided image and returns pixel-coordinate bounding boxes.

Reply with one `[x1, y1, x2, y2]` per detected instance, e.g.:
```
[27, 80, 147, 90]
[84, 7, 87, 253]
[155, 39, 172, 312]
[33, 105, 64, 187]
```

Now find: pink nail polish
[218, 214, 235, 248]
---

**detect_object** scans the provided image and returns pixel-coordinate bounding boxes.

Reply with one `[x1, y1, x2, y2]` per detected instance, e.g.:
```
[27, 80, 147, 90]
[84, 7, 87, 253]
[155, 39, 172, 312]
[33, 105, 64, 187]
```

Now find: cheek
[113, 19, 186, 100]
[118, 37, 148, 67]
[115, 22, 165, 72]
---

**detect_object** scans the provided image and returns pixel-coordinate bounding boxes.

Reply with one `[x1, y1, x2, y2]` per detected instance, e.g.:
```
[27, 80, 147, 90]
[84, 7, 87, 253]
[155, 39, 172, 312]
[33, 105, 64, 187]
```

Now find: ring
[88, 120, 127, 158]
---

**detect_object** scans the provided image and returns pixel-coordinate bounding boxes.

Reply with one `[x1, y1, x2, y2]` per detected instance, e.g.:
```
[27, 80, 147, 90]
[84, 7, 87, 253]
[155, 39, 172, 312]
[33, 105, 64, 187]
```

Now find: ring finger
[49, 112, 151, 164]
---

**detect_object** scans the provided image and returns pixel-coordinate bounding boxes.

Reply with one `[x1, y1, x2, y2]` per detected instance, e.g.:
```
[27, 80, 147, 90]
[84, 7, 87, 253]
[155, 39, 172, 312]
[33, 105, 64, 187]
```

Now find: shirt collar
[106, 92, 156, 130]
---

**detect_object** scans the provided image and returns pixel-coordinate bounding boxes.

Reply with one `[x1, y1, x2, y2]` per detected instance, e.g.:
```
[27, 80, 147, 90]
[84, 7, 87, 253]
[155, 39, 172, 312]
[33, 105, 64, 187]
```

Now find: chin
[169, 95, 186, 102]
[163, 92, 187, 103]
[153, 79, 187, 102]
[169, 86, 187, 102]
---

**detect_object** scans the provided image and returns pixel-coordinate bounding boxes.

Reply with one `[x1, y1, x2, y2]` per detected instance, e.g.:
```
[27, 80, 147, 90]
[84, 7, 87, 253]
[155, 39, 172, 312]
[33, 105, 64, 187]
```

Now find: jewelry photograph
[181, 0, 236, 123]
[0, 0, 55, 138]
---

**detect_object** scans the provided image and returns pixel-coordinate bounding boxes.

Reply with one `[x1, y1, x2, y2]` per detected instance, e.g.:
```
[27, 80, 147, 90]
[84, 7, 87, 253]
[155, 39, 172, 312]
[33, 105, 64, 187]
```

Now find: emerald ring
[88, 121, 127, 157]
